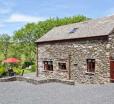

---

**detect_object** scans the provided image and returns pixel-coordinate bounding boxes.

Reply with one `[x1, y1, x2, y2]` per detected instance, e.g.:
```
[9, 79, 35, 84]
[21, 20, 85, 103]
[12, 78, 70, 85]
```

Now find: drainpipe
[68, 54, 71, 80]
[36, 43, 38, 77]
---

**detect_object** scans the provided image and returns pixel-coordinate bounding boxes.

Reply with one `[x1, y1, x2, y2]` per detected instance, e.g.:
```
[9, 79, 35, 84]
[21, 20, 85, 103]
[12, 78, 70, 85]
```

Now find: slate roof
[36, 15, 114, 43]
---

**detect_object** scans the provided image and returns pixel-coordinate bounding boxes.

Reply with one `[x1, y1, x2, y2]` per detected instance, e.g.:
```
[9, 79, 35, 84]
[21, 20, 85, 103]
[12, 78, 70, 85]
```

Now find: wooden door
[110, 60, 114, 80]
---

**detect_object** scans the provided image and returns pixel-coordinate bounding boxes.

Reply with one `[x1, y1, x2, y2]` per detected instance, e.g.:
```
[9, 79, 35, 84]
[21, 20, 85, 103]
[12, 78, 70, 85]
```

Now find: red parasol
[3, 58, 20, 63]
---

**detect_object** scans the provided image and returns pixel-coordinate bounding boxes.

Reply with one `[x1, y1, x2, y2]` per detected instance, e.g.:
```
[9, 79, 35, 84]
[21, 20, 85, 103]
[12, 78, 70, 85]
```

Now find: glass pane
[58, 63, 66, 70]
[86, 59, 95, 72]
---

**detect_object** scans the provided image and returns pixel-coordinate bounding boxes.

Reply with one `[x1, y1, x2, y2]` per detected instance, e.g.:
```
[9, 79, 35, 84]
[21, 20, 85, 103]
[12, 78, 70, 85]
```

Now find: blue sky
[0, 0, 114, 35]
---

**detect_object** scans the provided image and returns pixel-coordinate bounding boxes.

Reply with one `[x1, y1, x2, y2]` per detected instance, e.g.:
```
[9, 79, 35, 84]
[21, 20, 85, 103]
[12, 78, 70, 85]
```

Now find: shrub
[31, 65, 36, 72]
[0, 66, 5, 75]
[22, 61, 34, 69]
[13, 67, 22, 75]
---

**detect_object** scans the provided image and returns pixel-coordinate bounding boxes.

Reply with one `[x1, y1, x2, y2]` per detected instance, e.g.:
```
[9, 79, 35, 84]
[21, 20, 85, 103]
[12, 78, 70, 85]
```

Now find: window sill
[85, 71, 95, 75]
[42, 70, 53, 73]
[58, 70, 68, 72]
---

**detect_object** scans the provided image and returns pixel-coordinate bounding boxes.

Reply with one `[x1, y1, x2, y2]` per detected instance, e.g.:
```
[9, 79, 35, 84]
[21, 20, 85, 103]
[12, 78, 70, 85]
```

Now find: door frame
[110, 58, 114, 82]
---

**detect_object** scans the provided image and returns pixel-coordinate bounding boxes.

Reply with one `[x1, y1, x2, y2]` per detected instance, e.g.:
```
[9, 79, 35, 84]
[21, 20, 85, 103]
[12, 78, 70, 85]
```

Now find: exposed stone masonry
[38, 35, 114, 84]
[0, 76, 75, 85]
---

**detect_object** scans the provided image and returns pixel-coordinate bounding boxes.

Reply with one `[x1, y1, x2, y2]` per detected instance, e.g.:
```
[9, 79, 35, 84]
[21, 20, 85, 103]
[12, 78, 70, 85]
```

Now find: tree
[0, 34, 10, 59]
[13, 15, 89, 62]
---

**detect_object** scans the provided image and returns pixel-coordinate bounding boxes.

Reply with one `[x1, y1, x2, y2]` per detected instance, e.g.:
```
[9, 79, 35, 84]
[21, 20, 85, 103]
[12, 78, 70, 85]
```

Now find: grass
[24, 69, 34, 74]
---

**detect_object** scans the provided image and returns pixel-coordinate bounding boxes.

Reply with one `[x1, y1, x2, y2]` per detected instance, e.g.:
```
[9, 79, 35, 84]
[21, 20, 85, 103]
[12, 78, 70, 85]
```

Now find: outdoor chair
[6, 68, 24, 77]
[7, 68, 16, 76]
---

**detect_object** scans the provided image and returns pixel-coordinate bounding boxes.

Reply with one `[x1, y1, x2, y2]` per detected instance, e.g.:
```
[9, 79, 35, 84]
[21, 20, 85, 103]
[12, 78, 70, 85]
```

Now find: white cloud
[6, 14, 46, 23]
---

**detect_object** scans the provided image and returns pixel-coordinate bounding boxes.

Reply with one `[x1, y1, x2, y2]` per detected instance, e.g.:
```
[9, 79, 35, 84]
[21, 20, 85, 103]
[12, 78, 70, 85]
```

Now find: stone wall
[109, 32, 114, 57]
[38, 36, 111, 84]
[0, 77, 75, 85]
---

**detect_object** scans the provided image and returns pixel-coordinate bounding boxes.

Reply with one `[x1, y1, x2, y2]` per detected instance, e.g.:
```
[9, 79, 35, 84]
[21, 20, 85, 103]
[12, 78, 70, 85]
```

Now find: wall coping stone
[0, 76, 75, 85]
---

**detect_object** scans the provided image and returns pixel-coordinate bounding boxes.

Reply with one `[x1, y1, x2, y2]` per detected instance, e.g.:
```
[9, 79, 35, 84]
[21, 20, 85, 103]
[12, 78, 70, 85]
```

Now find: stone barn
[36, 15, 114, 84]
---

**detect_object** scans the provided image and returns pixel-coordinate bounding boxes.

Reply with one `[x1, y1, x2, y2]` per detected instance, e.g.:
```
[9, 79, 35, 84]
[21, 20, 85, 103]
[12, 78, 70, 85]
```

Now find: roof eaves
[36, 35, 109, 44]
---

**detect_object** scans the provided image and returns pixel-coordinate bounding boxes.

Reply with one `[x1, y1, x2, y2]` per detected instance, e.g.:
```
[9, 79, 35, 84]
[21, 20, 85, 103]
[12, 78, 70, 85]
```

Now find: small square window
[43, 61, 53, 71]
[58, 63, 66, 70]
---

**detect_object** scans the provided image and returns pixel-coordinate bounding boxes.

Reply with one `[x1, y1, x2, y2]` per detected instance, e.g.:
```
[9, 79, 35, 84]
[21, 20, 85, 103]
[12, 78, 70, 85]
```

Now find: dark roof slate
[36, 15, 114, 43]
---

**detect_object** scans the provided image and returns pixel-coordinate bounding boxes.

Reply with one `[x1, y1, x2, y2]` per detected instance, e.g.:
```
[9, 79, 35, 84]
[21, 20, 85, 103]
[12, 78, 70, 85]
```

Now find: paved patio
[23, 72, 68, 80]
[0, 81, 114, 104]
[23, 72, 56, 80]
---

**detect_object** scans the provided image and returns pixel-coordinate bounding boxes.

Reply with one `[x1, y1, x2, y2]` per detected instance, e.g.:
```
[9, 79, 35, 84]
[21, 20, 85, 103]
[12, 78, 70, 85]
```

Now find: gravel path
[0, 81, 114, 104]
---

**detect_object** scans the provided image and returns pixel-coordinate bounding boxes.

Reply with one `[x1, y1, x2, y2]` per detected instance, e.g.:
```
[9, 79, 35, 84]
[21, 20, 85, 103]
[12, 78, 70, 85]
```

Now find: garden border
[0, 76, 75, 85]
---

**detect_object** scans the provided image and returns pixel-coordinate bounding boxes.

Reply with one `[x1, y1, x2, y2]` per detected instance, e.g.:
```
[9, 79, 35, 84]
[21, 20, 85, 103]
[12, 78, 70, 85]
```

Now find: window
[43, 61, 53, 71]
[69, 28, 78, 33]
[87, 59, 95, 72]
[58, 63, 66, 70]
